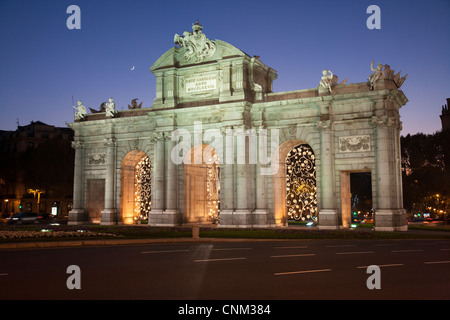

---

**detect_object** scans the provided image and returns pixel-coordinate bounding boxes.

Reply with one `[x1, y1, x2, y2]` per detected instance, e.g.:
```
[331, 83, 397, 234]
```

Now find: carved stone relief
[339, 135, 370, 152]
[88, 153, 106, 165]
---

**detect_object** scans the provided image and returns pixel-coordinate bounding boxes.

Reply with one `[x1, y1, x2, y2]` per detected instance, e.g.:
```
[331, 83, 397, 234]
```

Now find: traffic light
[351, 211, 358, 224]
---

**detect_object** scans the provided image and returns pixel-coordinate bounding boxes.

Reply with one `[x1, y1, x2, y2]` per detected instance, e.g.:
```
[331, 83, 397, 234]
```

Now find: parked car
[6, 212, 40, 225]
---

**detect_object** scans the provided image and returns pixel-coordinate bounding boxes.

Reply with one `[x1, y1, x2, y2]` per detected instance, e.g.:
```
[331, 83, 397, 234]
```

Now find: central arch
[184, 144, 220, 224]
[273, 140, 317, 226]
[120, 150, 151, 224]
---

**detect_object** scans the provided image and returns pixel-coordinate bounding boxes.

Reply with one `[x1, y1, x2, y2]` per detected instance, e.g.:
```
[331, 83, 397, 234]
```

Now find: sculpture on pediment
[89, 102, 106, 114]
[332, 75, 348, 86]
[105, 97, 117, 117]
[73, 100, 87, 120]
[174, 21, 216, 63]
[128, 98, 143, 109]
[319, 69, 334, 93]
[384, 64, 408, 88]
[368, 60, 384, 89]
[368, 61, 407, 90]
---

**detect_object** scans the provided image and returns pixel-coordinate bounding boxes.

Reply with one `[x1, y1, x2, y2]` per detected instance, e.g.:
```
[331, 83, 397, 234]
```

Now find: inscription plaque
[185, 73, 217, 93]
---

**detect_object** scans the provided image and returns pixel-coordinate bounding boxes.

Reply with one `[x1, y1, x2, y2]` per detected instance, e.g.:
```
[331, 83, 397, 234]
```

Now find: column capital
[150, 131, 165, 143]
[316, 119, 334, 131]
[103, 137, 116, 147]
[163, 131, 174, 141]
[71, 140, 84, 149]
[220, 126, 234, 136]
[371, 115, 387, 127]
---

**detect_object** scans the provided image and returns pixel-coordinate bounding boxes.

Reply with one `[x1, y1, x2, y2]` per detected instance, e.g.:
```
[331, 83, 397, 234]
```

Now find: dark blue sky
[0, 0, 449, 135]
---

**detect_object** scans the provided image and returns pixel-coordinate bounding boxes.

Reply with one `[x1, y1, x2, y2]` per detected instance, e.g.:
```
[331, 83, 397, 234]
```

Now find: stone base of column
[68, 209, 86, 225]
[148, 209, 179, 226]
[252, 209, 268, 227]
[100, 209, 117, 225]
[318, 209, 339, 230]
[218, 210, 233, 227]
[374, 209, 408, 231]
[218, 210, 253, 228]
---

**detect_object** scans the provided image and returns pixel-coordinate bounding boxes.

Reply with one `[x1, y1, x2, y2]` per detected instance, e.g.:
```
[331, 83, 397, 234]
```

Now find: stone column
[101, 137, 117, 225]
[317, 119, 338, 229]
[68, 140, 86, 225]
[232, 62, 245, 100]
[219, 63, 232, 102]
[154, 74, 164, 105]
[163, 134, 179, 224]
[373, 115, 407, 231]
[148, 132, 166, 225]
[233, 126, 252, 226]
[252, 127, 268, 226]
[219, 127, 234, 227]
[375, 117, 391, 209]
[164, 69, 177, 108]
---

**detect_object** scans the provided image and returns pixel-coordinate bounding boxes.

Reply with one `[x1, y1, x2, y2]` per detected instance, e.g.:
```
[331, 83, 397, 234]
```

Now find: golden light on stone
[285, 144, 317, 221]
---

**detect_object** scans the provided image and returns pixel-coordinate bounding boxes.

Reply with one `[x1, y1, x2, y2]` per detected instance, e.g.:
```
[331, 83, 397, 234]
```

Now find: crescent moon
[131, 66, 135, 70]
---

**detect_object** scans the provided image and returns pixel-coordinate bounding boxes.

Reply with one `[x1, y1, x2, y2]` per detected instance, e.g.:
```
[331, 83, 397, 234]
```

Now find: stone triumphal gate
[68, 22, 408, 231]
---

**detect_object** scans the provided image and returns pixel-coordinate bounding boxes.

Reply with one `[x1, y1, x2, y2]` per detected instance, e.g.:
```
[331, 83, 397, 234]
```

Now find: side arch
[120, 150, 151, 224]
[273, 139, 317, 226]
[183, 144, 220, 224]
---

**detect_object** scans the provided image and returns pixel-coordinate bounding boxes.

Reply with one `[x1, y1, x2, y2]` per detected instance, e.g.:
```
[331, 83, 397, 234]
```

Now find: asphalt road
[0, 239, 449, 301]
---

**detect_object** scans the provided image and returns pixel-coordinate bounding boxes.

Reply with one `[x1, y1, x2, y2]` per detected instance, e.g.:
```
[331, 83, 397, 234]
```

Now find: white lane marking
[356, 264, 404, 269]
[141, 249, 189, 254]
[336, 251, 374, 255]
[194, 257, 247, 262]
[391, 249, 424, 253]
[273, 246, 308, 249]
[271, 254, 316, 258]
[326, 244, 357, 248]
[274, 269, 332, 276]
[212, 247, 253, 251]
[424, 260, 450, 265]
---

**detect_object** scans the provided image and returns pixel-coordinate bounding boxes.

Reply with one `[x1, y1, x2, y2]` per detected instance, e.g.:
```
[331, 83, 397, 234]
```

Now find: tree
[401, 131, 450, 222]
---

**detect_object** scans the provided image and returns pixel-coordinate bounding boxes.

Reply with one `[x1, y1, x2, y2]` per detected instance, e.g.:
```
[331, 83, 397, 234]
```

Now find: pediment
[150, 39, 248, 72]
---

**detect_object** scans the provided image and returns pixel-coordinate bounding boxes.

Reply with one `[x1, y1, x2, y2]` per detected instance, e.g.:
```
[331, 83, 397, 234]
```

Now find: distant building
[0, 121, 74, 219]
[441, 98, 450, 131]
[0, 121, 73, 156]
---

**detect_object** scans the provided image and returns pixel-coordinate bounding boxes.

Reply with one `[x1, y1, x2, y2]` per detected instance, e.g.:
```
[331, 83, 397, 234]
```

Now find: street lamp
[27, 189, 45, 204]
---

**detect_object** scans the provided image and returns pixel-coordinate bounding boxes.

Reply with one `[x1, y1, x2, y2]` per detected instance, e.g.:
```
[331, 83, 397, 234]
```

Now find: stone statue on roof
[73, 100, 87, 120]
[128, 98, 143, 109]
[105, 97, 117, 117]
[368, 60, 385, 89]
[368, 60, 407, 89]
[319, 69, 334, 93]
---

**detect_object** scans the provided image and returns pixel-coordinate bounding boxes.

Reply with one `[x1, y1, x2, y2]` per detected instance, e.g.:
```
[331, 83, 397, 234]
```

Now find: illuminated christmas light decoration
[206, 153, 220, 220]
[285, 144, 317, 220]
[134, 156, 151, 221]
